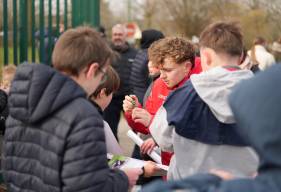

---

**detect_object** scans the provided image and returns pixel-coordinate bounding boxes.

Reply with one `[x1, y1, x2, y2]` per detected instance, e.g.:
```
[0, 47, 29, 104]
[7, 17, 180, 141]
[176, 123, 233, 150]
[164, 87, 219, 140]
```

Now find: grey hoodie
[150, 66, 258, 180]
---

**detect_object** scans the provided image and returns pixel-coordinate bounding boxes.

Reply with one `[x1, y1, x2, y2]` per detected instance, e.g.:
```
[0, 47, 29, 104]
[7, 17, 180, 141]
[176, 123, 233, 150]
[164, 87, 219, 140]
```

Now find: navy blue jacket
[143, 64, 281, 192]
[3, 63, 128, 192]
[165, 80, 247, 146]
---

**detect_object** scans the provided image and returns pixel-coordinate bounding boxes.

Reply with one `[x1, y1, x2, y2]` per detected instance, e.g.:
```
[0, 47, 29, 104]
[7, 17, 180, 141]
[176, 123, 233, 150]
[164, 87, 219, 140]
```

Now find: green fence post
[13, 0, 18, 65]
[80, 0, 87, 25]
[19, 0, 28, 63]
[39, 0, 45, 64]
[3, 0, 9, 66]
[72, 0, 80, 27]
[56, 0, 60, 36]
[64, 0, 68, 30]
[71, 0, 100, 28]
[90, 0, 100, 27]
[31, 0, 36, 62]
[48, 0, 53, 65]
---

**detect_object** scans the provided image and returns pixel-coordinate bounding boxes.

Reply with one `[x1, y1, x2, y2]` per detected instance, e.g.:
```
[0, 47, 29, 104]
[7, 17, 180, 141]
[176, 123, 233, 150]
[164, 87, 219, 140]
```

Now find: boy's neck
[69, 74, 91, 96]
[212, 52, 240, 69]
[93, 98, 106, 111]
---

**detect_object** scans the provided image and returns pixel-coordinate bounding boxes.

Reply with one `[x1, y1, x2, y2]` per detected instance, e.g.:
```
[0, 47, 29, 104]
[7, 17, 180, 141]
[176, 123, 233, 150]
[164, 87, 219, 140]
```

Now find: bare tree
[160, 0, 211, 37]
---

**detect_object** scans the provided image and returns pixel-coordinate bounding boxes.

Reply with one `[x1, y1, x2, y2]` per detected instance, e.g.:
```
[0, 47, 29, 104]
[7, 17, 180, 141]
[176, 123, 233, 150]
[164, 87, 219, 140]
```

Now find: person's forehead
[162, 57, 178, 68]
[112, 27, 126, 34]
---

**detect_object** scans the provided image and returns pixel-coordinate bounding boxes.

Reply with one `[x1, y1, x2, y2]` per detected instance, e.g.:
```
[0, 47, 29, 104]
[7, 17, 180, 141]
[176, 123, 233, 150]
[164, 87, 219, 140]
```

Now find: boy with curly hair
[149, 21, 258, 180]
[123, 37, 201, 169]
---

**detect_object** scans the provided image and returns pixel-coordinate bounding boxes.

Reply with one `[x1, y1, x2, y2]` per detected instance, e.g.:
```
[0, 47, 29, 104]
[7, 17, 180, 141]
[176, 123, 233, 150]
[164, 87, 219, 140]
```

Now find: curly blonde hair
[148, 37, 195, 67]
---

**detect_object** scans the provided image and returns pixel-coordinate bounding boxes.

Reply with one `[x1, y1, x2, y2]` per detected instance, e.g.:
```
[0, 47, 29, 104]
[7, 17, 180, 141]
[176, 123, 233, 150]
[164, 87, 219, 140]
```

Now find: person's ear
[86, 62, 99, 79]
[202, 48, 213, 67]
[99, 88, 107, 98]
[184, 61, 192, 74]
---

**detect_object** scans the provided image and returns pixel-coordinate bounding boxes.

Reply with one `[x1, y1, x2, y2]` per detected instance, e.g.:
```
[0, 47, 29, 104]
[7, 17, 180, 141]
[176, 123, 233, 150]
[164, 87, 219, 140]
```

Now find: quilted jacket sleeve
[61, 107, 129, 192]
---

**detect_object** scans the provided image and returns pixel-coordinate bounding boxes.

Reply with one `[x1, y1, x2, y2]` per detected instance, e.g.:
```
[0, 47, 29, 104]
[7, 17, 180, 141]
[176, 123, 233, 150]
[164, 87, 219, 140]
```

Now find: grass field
[0, 47, 40, 65]
[0, 47, 40, 81]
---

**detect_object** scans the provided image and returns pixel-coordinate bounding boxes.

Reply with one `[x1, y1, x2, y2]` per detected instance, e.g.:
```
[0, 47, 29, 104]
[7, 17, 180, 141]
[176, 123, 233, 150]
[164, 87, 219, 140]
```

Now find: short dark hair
[91, 65, 120, 98]
[52, 26, 113, 76]
[253, 36, 266, 45]
[199, 21, 243, 57]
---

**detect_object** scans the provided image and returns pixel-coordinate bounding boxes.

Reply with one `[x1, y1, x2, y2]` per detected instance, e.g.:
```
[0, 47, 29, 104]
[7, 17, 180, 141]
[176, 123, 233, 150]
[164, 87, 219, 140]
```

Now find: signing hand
[132, 108, 152, 127]
[123, 95, 139, 112]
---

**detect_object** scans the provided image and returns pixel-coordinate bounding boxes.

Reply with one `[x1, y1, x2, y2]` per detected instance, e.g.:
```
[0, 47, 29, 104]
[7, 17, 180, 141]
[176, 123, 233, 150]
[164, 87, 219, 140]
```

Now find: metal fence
[1, 0, 100, 66]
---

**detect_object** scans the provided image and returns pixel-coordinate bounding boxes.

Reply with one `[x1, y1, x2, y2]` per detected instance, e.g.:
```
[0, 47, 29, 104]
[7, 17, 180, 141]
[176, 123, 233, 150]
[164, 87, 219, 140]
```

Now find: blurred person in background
[103, 24, 137, 141]
[248, 36, 275, 71]
[271, 37, 281, 62]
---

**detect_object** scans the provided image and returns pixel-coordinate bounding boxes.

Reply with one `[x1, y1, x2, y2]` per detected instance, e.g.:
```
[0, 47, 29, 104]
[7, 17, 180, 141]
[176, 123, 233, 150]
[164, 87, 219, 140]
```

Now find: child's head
[253, 36, 266, 46]
[52, 26, 113, 96]
[199, 21, 243, 71]
[148, 37, 195, 88]
[0, 65, 17, 92]
[147, 61, 160, 77]
[90, 66, 120, 111]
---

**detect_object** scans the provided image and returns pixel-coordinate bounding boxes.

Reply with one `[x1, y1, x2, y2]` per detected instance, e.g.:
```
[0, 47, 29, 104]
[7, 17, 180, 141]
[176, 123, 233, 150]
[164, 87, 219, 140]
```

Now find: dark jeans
[103, 95, 124, 141]
[131, 145, 142, 159]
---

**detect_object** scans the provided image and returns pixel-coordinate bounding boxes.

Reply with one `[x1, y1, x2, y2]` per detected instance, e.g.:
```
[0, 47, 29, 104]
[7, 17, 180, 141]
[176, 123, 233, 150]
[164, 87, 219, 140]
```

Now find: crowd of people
[0, 20, 280, 192]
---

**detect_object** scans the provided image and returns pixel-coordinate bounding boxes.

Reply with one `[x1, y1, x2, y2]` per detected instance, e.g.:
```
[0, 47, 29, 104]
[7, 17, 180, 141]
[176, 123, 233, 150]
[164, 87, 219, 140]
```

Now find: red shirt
[125, 57, 202, 165]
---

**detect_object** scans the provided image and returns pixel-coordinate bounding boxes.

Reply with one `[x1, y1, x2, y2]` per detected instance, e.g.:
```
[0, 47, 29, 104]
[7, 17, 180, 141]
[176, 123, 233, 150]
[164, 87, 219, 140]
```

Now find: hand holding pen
[123, 95, 139, 112]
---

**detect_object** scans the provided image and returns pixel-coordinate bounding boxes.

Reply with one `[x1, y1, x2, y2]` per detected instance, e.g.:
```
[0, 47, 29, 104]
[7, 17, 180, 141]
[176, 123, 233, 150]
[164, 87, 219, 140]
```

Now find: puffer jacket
[129, 49, 150, 105]
[0, 89, 8, 134]
[130, 29, 165, 105]
[3, 63, 128, 192]
[111, 44, 137, 97]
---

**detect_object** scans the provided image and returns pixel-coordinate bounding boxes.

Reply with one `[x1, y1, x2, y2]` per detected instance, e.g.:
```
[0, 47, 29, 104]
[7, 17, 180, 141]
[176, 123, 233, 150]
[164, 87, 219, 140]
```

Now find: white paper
[127, 130, 162, 164]
[107, 153, 168, 176]
[104, 121, 123, 155]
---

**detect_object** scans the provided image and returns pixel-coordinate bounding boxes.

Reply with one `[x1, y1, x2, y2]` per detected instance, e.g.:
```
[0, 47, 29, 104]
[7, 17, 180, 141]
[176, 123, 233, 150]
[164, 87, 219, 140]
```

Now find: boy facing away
[149, 21, 259, 180]
[3, 26, 142, 192]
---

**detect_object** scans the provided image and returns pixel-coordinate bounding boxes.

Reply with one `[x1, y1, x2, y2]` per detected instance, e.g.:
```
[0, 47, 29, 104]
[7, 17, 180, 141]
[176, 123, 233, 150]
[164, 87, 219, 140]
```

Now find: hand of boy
[123, 95, 139, 112]
[209, 169, 235, 180]
[123, 168, 143, 188]
[143, 161, 161, 177]
[132, 108, 152, 127]
[140, 138, 156, 155]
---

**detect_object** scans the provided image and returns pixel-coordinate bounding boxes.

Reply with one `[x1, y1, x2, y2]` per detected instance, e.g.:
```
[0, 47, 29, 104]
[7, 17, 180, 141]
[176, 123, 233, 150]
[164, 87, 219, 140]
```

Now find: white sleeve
[149, 106, 174, 152]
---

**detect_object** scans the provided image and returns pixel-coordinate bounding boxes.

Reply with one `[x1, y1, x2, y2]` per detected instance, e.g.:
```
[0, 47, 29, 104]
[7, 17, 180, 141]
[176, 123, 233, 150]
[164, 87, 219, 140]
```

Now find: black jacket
[0, 89, 8, 134]
[111, 44, 137, 97]
[3, 63, 128, 192]
[142, 64, 281, 192]
[129, 49, 150, 104]
[130, 29, 164, 104]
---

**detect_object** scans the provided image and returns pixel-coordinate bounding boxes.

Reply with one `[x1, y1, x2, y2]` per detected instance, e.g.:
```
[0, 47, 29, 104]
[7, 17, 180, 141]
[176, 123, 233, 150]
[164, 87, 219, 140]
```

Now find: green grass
[0, 47, 40, 66]
[1, 47, 40, 81]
